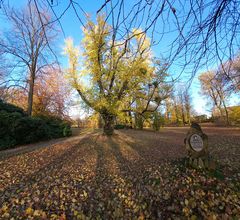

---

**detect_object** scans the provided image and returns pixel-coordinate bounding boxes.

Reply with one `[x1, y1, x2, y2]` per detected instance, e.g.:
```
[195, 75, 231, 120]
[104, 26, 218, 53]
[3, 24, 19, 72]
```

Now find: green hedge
[114, 124, 125, 129]
[0, 100, 72, 150]
[0, 100, 26, 116]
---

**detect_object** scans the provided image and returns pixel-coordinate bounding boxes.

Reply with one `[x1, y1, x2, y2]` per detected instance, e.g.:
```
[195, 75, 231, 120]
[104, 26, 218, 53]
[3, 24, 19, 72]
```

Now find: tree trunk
[97, 113, 103, 128]
[174, 105, 180, 125]
[222, 101, 230, 125]
[181, 110, 185, 125]
[128, 111, 133, 128]
[102, 114, 115, 135]
[27, 74, 35, 116]
[135, 113, 144, 129]
[186, 107, 191, 125]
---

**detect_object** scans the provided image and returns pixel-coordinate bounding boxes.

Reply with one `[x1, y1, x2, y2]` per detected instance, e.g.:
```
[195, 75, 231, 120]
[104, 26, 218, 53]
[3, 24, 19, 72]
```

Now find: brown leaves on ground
[0, 127, 240, 219]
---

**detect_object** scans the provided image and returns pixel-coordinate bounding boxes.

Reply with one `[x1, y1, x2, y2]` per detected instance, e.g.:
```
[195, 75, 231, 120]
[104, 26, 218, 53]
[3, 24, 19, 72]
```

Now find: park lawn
[0, 127, 240, 219]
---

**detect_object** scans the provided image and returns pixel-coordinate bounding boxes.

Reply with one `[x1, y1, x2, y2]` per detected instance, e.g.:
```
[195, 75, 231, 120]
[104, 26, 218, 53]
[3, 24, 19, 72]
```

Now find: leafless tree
[199, 71, 231, 124]
[183, 89, 192, 124]
[1, 0, 239, 120]
[96, 0, 240, 79]
[230, 57, 240, 93]
[0, 1, 57, 115]
[0, 51, 5, 84]
[16, 0, 240, 82]
[177, 88, 192, 125]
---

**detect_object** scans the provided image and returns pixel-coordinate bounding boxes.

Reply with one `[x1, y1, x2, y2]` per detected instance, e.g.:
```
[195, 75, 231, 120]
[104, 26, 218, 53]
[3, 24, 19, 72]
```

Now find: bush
[0, 99, 26, 116]
[37, 115, 72, 137]
[0, 110, 23, 150]
[13, 117, 51, 144]
[0, 100, 72, 150]
[114, 124, 125, 129]
[62, 123, 72, 137]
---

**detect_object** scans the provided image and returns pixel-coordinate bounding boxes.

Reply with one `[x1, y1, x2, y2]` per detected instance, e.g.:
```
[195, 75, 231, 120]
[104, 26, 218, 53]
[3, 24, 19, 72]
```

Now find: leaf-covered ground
[0, 127, 240, 219]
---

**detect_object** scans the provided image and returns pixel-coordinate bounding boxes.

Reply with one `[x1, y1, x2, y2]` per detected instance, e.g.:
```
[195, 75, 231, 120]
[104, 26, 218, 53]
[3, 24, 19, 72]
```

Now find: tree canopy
[64, 15, 171, 134]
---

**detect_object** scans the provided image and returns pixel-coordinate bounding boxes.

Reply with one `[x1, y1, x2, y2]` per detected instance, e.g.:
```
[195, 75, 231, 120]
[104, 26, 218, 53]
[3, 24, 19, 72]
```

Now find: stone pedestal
[184, 123, 215, 170]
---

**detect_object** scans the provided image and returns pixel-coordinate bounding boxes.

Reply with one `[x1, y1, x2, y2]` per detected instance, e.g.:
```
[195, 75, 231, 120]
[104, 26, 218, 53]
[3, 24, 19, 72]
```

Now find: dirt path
[0, 128, 239, 219]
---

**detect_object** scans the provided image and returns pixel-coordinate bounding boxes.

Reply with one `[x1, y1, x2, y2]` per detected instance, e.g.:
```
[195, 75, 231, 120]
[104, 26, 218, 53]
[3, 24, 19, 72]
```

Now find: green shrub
[0, 136, 17, 150]
[0, 99, 26, 116]
[0, 110, 22, 135]
[13, 117, 51, 144]
[114, 124, 125, 129]
[37, 115, 72, 138]
[62, 123, 72, 137]
[40, 116, 62, 138]
[0, 100, 72, 150]
[0, 110, 23, 150]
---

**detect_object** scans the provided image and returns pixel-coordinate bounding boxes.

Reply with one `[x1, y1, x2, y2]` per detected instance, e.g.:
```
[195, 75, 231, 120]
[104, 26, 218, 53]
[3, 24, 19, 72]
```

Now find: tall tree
[18, 0, 240, 82]
[64, 16, 170, 135]
[0, 2, 57, 115]
[183, 89, 192, 124]
[32, 66, 71, 118]
[199, 71, 231, 124]
[231, 57, 240, 93]
[178, 91, 186, 125]
[4, 66, 71, 119]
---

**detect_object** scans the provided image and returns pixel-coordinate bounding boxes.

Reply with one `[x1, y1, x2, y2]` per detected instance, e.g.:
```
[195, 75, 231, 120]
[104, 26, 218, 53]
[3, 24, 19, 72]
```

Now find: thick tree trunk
[135, 113, 144, 129]
[222, 101, 229, 125]
[102, 114, 115, 135]
[128, 111, 133, 128]
[27, 74, 35, 116]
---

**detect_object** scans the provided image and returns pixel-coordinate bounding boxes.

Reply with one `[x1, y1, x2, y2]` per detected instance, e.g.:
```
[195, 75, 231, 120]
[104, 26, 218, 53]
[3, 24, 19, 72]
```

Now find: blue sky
[1, 0, 238, 118]
[49, 0, 212, 117]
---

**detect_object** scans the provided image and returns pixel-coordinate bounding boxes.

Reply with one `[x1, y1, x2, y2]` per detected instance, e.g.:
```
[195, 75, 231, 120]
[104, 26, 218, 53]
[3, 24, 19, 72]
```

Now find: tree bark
[186, 108, 191, 125]
[102, 114, 115, 135]
[222, 101, 230, 125]
[181, 108, 185, 125]
[135, 113, 144, 129]
[128, 111, 133, 128]
[27, 73, 35, 116]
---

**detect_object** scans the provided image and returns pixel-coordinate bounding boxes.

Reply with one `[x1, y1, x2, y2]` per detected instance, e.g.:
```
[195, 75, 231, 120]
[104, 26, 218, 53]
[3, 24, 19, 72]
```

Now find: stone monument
[184, 123, 215, 169]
